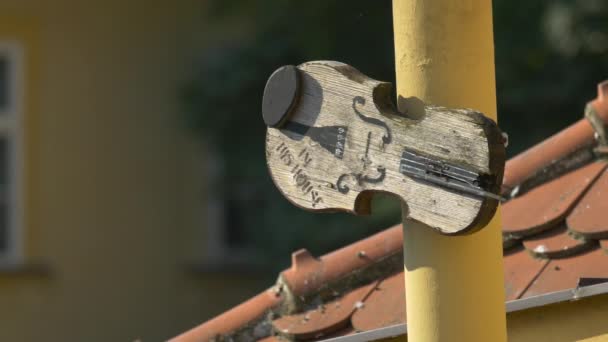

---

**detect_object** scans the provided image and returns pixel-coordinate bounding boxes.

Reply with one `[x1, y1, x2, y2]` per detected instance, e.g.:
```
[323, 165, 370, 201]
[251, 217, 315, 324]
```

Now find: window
[204, 148, 259, 267]
[0, 42, 23, 263]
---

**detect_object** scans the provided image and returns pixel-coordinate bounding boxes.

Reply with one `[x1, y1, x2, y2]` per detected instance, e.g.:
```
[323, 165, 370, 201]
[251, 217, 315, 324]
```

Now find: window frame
[0, 41, 24, 264]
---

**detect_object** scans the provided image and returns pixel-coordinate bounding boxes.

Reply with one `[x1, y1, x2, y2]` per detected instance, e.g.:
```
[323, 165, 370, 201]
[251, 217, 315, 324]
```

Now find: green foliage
[494, 0, 608, 152]
[182, 0, 608, 270]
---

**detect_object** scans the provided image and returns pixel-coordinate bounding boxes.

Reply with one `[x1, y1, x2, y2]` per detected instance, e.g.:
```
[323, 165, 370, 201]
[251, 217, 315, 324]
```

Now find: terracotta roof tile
[169, 288, 283, 342]
[522, 248, 608, 298]
[522, 224, 594, 259]
[272, 281, 379, 340]
[568, 168, 608, 238]
[350, 272, 405, 332]
[174, 80, 608, 342]
[502, 161, 606, 237]
[280, 226, 402, 298]
[501, 79, 608, 195]
[502, 247, 549, 300]
[502, 119, 596, 194]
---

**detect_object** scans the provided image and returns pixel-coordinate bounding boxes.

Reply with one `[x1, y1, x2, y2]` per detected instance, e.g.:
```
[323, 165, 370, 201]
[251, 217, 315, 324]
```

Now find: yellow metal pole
[393, 1, 507, 341]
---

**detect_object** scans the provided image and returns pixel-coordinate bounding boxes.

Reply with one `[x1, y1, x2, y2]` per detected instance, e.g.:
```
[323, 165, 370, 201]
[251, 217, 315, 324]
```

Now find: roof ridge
[504, 80, 608, 197]
[277, 226, 403, 314]
[503, 119, 596, 197]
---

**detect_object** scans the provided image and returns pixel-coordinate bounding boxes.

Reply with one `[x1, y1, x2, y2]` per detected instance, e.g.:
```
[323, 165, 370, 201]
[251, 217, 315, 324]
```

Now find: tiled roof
[171, 81, 608, 342]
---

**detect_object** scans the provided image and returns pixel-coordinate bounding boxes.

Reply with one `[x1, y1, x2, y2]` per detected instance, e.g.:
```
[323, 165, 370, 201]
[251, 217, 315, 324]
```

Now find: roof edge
[318, 281, 608, 342]
[505, 281, 608, 313]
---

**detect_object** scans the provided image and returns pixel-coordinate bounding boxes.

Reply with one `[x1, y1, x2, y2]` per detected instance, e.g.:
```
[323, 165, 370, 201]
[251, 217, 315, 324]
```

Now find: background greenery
[182, 0, 608, 271]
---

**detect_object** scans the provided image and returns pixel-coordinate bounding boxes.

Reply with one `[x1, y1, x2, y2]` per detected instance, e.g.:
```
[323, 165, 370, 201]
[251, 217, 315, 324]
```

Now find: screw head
[262, 65, 301, 128]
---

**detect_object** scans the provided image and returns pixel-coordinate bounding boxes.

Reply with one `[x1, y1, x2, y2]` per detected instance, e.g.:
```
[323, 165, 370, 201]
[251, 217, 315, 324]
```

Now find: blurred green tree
[494, 0, 608, 152]
[182, 0, 608, 270]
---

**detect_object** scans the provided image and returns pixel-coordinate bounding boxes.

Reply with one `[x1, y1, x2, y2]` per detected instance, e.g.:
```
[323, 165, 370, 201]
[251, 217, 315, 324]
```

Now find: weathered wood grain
[264, 61, 505, 234]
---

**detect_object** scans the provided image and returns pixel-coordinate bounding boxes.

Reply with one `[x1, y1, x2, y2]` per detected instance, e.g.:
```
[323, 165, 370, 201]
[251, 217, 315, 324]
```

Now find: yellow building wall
[507, 294, 608, 342]
[0, 1, 270, 341]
